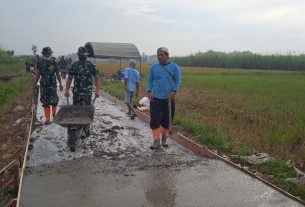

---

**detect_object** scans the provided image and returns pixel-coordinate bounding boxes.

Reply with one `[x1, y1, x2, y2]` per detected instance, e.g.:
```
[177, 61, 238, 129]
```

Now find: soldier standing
[58, 56, 68, 79]
[33, 46, 63, 124]
[64, 46, 100, 137]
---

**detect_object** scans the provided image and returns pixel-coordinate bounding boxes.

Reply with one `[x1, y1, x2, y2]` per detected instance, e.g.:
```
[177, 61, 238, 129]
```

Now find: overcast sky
[1, 0, 305, 56]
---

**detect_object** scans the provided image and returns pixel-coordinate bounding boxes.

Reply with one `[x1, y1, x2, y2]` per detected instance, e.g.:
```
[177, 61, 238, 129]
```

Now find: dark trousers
[150, 97, 175, 129]
[40, 86, 59, 107]
[73, 92, 92, 106]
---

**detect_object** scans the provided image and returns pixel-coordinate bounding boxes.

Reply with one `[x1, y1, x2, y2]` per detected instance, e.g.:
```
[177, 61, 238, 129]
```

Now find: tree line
[171, 50, 305, 71]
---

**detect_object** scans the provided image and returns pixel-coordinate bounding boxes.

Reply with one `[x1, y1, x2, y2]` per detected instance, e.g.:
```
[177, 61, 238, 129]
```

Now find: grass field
[0, 62, 24, 75]
[178, 68, 305, 158]
[0, 62, 31, 112]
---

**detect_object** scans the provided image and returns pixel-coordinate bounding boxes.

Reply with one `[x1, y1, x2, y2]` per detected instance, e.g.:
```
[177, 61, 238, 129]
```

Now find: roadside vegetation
[0, 48, 31, 113]
[172, 50, 305, 71]
[97, 63, 305, 201]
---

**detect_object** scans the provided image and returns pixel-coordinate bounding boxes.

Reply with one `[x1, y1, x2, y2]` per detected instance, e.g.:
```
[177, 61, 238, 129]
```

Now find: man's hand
[147, 91, 153, 101]
[168, 91, 176, 101]
[59, 85, 63, 91]
[64, 90, 70, 97]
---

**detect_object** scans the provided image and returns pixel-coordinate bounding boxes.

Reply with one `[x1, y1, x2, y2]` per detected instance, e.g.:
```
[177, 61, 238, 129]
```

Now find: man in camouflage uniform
[33, 46, 63, 124]
[64, 46, 100, 136]
[58, 56, 68, 79]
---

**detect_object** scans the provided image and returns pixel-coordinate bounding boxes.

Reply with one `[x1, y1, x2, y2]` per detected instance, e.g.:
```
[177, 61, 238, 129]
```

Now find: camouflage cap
[77, 46, 89, 55]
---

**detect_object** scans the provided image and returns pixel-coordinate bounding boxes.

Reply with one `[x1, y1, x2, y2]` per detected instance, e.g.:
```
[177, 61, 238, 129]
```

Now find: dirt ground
[0, 87, 33, 169]
[0, 85, 33, 206]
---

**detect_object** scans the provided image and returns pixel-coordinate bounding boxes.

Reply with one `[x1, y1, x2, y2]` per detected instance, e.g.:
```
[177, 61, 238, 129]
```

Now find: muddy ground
[19, 86, 303, 207]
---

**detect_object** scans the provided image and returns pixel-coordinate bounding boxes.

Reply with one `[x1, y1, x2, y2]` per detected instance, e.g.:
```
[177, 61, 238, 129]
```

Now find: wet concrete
[21, 155, 303, 207]
[20, 83, 304, 207]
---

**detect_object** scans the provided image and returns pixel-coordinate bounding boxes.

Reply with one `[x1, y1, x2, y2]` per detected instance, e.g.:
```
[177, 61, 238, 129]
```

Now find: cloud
[162, 0, 305, 27]
[95, 0, 179, 24]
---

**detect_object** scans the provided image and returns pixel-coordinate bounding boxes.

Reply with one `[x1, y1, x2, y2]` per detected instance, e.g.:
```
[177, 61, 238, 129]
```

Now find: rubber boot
[44, 106, 51, 124]
[52, 106, 57, 118]
[150, 128, 161, 150]
[161, 128, 169, 147]
[130, 112, 136, 120]
[161, 137, 169, 148]
[150, 139, 161, 150]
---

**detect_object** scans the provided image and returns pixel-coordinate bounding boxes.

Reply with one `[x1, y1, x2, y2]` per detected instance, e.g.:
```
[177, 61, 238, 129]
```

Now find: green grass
[174, 115, 234, 153]
[178, 69, 305, 155]
[0, 76, 31, 111]
[252, 159, 305, 201]
[0, 61, 31, 112]
[101, 80, 125, 100]
[0, 62, 25, 75]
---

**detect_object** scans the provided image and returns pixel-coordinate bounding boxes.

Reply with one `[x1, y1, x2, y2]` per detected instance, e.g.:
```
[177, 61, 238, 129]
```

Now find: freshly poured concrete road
[20, 88, 303, 207]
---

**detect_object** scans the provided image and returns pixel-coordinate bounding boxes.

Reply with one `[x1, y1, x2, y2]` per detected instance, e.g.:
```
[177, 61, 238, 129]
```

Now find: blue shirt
[124, 67, 140, 92]
[146, 62, 181, 99]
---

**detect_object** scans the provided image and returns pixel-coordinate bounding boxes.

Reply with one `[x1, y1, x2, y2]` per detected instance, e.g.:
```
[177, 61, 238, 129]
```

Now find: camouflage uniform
[37, 57, 59, 107]
[69, 61, 99, 105]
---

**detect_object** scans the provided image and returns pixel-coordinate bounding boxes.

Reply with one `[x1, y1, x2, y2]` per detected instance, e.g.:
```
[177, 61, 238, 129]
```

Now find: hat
[129, 59, 136, 65]
[41, 46, 53, 55]
[157, 47, 169, 55]
[77, 46, 89, 55]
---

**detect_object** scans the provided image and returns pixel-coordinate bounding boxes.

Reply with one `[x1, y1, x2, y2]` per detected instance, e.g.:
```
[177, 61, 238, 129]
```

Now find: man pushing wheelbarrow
[62, 46, 100, 151]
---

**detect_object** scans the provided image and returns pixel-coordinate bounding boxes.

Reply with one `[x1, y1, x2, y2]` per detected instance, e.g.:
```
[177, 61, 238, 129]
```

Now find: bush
[0, 48, 16, 64]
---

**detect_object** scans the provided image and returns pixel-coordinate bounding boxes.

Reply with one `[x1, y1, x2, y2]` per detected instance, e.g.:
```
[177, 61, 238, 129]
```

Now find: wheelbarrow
[53, 97, 96, 152]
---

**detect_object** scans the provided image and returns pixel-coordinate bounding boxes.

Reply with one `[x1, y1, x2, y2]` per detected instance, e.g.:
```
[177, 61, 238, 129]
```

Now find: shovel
[168, 99, 173, 135]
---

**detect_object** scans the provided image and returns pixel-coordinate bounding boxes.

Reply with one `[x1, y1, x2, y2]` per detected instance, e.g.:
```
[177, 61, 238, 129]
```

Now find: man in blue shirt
[146, 47, 181, 149]
[124, 59, 140, 119]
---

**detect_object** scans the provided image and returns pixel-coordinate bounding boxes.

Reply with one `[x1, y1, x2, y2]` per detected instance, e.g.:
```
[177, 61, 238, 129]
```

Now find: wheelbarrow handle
[92, 96, 97, 106]
[65, 95, 96, 106]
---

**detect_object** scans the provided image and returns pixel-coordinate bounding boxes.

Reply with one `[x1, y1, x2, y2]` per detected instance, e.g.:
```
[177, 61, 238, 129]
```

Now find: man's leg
[40, 87, 51, 124]
[125, 91, 136, 118]
[43, 106, 51, 124]
[51, 105, 57, 118]
[129, 92, 136, 119]
[161, 100, 170, 147]
[49, 88, 59, 119]
[83, 93, 92, 138]
[125, 91, 132, 115]
[149, 98, 162, 150]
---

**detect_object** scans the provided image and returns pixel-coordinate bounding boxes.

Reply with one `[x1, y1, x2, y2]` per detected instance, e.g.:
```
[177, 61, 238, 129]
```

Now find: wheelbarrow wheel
[68, 127, 77, 152]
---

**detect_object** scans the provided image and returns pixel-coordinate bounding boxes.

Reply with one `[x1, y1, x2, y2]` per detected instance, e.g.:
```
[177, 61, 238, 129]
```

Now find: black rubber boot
[161, 137, 169, 148]
[150, 139, 161, 150]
